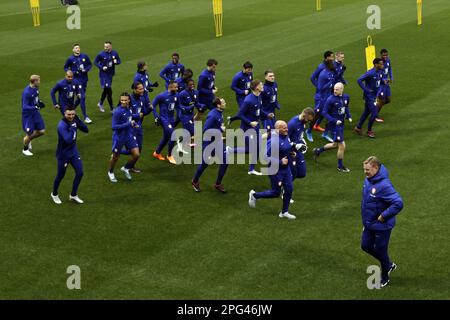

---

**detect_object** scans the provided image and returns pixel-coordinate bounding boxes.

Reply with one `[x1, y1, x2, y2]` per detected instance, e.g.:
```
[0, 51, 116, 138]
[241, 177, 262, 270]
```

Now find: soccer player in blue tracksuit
[134, 60, 159, 94]
[260, 70, 281, 132]
[108, 92, 140, 183]
[173, 69, 194, 129]
[152, 81, 179, 165]
[64, 44, 92, 123]
[333, 51, 347, 85]
[177, 79, 205, 154]
[122, 82, 153, 173]
[376, 49, 394, 123]
[354, 58, 384, 138]
[196, 58, 218, 119]
[288, 107, 315, 187]
[361, 156, 403, 288]
[315, 60, 336, 142]
[51, 107, 88, 205]
[22, 75, 46, 156]
[248, 120, 296, 220]
[159, 53, 185, 88]
[191, 97, 229, 193]
[227, 79, 263, 175]
[227, 61, 253, 125]
[306, 50, 334, 141]
[175, 68, 193, 94]
[313, 83, 352, 172]
[50, 71, 80, 115]
[94, 41, 121, 113]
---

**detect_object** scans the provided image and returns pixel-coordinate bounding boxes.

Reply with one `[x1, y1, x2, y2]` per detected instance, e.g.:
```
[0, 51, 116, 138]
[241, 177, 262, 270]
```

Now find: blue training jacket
[361, 165, 404, 231]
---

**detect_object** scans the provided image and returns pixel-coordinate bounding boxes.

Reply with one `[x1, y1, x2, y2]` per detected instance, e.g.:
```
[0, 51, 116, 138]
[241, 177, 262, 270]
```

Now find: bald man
[313, 82, 352, 172]
[248, 120, 296, 219]
[22, 75, 46, 156]
[50, 70, 81, 115]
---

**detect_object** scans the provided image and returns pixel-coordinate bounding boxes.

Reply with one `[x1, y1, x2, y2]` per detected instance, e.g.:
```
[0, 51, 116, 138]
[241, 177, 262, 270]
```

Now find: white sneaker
[51, 193, 62, 204]
[28, 141, 32, 150]
[176, 140, 189, 154]
[98, 103, 105, 113]
[248, 190, 256, 208]
[22, 149, 33, 156]
[279, 212, 296, 220]
[248, 170, 262, 176]
[108, 171, 117, 183]
[121, 166, 132, 180]
[69, 195, 84, 204]
[84, 117, 92, 124]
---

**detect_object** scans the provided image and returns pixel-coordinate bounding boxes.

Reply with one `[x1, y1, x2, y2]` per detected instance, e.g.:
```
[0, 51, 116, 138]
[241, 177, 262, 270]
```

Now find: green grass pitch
[0, 0, 449, 299]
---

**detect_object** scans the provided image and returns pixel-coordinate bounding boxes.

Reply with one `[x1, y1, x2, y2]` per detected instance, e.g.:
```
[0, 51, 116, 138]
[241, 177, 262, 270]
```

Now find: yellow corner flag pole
[417, 0, 423, 26]
[316, 0, 322, 11]
[212, 0, 223, 37]
[365, 36, 376, 71]
[30, 0, 40, 27]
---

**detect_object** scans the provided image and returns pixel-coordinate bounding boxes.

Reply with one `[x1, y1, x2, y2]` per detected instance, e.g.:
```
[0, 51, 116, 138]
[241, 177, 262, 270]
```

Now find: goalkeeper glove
[37, 100, 45, 109]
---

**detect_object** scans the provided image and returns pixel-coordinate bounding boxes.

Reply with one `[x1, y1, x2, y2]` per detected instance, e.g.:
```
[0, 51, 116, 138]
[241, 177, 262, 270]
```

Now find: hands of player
[154, 117, 160, 126]
[213, 87, 218, 94]
[281, 157, 288, 165]
[102, 66, 108, 71]
[336, 120, 342, 126]
[221, 124, 226, 132]
[140, 112, 144, 119]
[113, 59, 117, 64]
[37, 100, 45, 109]
[348, 118, 352, 123]
[295, 143, 308, 154]
[377, 214, 385, 222]
[268, 113, 275, 119]
[250, 121, 258, 127]
[244, 90, 249, 95]
[54, 104, 60, 109]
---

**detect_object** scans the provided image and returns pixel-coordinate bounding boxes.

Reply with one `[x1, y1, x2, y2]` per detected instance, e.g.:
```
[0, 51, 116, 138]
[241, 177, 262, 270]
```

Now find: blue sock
[338, 159, 343, 168]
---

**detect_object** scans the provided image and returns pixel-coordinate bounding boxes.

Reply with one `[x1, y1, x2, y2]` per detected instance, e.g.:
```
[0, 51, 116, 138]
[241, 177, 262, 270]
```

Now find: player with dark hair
[108, 92, 140, 182]
[191, 97, 229, 193]
[306, 50, 334, 141]
[159, 53, 185, 88]
[152, 81, 179, 164]
[94, 41, 121, 113]
[64, 44, 93, 123]
[177, 79, 205, 153]
[260, 70, 281, 132]
[376, 49, 393, 123]
[196, 58, 218, 119]
[227, 79, 263, 175]
[51, 106, 88, 204]
[175, 68, 193, 93]
[134, 60, 159, 94]
[354, 58, 384, 138]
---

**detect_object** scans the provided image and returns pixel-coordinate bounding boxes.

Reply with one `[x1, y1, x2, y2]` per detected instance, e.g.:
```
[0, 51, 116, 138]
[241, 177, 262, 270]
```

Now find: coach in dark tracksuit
[361, 156, 404, 288]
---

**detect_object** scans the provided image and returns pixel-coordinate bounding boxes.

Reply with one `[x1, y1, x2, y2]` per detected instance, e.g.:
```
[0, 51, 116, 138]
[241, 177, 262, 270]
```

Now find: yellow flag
[212, 0, 223, 37]
[417, 0, 422, 26]
[316, 0, 321, 11]
[30, 0, 40, 27]
[365, 36, 376, 71]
